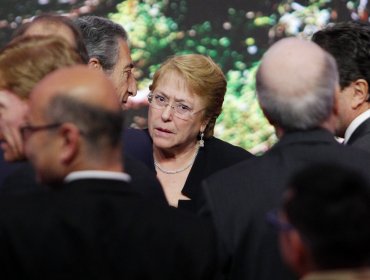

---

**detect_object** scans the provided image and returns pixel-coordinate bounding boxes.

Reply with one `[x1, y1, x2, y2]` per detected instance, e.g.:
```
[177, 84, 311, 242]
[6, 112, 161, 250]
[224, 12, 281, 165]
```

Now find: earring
[199, 132, 204, 148]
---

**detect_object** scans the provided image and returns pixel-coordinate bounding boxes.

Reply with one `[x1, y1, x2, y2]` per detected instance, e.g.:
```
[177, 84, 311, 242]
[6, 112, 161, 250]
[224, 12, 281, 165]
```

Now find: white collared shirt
[64, 170, 131, 183]
[344, 109, 370, 144]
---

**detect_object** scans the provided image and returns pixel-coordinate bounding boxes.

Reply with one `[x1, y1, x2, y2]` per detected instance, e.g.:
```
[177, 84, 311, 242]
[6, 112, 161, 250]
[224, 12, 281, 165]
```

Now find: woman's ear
[200, 118, 210, 134]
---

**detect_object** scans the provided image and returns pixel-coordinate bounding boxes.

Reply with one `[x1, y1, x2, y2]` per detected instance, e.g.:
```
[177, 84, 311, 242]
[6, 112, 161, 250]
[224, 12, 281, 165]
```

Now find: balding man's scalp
[259, 38, 329, 98]
[256, 38, 339, 131]
[31, 65, 120, 112]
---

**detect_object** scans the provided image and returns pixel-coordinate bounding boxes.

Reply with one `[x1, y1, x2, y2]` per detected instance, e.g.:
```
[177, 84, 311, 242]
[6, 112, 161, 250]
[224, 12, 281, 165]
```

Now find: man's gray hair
[256, 53, 338, 131]
[74, 16, 128, 72]
[45, 94, 124, 150]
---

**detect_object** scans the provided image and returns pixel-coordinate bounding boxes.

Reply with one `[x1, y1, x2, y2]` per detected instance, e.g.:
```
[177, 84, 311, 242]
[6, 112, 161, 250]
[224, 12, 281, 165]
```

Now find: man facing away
[278, 164, 370, 280]
[0, 65, 217, 279]
[312, 21, 370, 152]
[200, 37, 370, 280]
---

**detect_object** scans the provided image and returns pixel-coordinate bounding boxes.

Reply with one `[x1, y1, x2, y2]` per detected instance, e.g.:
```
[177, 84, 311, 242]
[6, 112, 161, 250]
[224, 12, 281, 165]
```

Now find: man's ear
[58, 123, 80, 165]
[280, 229, 312, 277]
[87, 58, 103, 71]
[351, 79, 369, 109]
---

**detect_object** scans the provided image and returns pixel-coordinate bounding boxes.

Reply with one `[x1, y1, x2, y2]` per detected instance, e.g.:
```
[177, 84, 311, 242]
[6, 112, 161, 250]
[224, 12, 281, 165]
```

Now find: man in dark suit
[0, 66, 217, 279]
[201, 38, 370, 280]
[312, 21, 370, 152]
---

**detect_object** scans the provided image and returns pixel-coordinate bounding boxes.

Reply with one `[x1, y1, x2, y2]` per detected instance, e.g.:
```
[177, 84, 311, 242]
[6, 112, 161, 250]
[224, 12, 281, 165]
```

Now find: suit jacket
[0, 151, 26, 187]
[124, 127, 155, 171]
[0, 155, 167, 205]
[201, 129, 370, 280]
[0, 178, 218, 279]
[347, 116, 370, 153]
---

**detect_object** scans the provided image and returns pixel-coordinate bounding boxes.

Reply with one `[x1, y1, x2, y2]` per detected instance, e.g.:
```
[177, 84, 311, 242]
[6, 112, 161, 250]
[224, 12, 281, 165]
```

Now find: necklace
[154, 145, 200, 175]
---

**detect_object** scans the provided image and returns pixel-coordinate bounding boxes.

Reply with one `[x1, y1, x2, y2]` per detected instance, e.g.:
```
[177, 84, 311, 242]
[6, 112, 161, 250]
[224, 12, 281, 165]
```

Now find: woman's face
[148, 71, 207, 153]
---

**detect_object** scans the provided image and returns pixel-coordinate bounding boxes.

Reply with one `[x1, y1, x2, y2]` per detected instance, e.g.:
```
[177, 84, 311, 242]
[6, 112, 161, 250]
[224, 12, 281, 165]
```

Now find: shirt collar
[64, 170, 131, 183]
[344, 109, 370, 144]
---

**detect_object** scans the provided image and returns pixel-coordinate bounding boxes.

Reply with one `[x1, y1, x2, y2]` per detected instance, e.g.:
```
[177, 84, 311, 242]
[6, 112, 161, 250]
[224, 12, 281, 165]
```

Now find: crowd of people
[0, 14, 370, 280]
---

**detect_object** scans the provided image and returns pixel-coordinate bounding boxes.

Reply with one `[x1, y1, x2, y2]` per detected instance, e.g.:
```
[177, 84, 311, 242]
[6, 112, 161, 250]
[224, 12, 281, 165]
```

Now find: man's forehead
[116, 38, 133, 68]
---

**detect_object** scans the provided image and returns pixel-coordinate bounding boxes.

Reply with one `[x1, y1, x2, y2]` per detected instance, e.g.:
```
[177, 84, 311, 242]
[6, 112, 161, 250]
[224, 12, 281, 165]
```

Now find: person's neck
[69, 151, 124, 174]
[153, 142, 199, 169]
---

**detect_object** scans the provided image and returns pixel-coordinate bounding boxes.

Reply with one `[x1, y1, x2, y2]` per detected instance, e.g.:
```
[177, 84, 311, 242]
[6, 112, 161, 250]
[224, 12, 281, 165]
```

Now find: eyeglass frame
[266, 208, 295, 231]
[19, 123, 62, 141]
[147, 91, 205, 121]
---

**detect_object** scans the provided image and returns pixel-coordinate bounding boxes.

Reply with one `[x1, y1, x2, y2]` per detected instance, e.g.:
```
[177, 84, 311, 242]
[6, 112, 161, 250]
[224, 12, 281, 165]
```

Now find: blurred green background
[0, 0, 367, 153]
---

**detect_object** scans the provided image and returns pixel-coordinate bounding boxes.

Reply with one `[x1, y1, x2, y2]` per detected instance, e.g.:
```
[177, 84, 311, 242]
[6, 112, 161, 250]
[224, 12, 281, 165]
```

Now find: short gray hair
[74, 16, 128, 72]
[256, 53, 338, 131]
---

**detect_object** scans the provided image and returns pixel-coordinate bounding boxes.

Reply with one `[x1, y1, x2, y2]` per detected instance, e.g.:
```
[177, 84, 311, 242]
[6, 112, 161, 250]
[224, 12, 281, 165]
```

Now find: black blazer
[0, 151, 26, 187]
[347, 116, 370, 153]
[140, 129, 255, 213]
[0, 178, 218, 279]
[201, 129, 370, 280]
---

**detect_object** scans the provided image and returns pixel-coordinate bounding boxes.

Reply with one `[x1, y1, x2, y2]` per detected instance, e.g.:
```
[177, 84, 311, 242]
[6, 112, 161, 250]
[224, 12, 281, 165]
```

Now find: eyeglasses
[148, 92, 204, 121]
[266, 209, 294, 231]
[20, 123, 62, 141]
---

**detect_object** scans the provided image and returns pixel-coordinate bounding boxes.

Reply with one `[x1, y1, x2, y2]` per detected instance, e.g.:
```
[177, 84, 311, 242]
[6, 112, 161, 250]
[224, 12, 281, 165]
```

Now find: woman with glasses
[146, 54, 254, 211]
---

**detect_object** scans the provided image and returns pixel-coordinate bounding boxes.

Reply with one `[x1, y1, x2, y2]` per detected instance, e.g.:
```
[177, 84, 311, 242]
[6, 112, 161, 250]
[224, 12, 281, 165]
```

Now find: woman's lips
[155, 127, 173, 137]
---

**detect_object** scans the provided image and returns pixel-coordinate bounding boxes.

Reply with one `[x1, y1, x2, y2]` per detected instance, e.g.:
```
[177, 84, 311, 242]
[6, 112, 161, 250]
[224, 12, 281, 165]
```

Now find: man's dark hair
[46, 95, 124, 150]
[12, 14, 89, 64]
[74, 16, 128, 72]
[284, 163, 370, 269]
[312, 21, 370, 94]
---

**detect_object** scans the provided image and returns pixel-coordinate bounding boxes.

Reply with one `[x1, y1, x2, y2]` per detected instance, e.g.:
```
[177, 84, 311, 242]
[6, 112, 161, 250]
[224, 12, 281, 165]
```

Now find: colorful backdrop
[0, 0, 368, 153]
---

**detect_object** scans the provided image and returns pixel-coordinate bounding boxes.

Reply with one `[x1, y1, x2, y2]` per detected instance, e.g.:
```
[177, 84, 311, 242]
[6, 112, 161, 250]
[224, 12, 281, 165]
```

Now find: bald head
[30, 65, 120, 112]
[256, 37, 338, 131]
[25, 65, 124, 183]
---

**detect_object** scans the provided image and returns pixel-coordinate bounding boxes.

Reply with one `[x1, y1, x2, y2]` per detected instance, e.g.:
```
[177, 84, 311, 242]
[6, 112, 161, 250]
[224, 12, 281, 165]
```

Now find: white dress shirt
[64, 170, 131, 183]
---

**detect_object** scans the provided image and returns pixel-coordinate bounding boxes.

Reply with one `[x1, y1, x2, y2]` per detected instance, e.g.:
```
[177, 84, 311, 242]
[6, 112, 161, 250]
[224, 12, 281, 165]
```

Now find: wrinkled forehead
[154, 70, 190, 91]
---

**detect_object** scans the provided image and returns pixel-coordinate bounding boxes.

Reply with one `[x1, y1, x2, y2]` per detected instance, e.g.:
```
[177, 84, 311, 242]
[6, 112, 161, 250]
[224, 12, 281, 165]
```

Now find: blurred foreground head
[256, 37, 339, 135]
[280, 164, 370, 277]
[0, 35, 82, 162]
[13, 14, 89, 63]
[24, 65, 124, 184]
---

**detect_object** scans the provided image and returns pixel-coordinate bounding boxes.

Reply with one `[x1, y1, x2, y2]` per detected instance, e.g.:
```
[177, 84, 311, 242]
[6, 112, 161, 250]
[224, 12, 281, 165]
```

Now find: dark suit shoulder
[0, 181, 217, 279]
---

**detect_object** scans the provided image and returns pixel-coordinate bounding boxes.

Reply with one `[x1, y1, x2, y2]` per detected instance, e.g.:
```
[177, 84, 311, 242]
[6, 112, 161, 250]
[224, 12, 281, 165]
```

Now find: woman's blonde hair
[0, 35, 82, 99]
[150, 54, 226, 138]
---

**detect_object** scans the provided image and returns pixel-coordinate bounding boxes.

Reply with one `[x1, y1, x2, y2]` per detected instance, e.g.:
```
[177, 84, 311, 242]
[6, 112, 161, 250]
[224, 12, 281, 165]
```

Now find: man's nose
[161, 103, 175, 121]
[128, 75, 137, 97]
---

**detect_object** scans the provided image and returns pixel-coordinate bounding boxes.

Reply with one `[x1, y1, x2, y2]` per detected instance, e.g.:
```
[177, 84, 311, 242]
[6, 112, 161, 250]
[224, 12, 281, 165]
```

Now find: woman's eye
[178, 104, 191, 112]
[155, 95, 166, 103]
